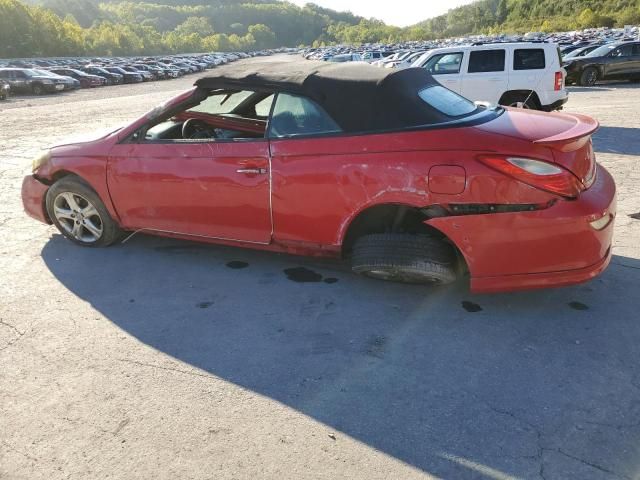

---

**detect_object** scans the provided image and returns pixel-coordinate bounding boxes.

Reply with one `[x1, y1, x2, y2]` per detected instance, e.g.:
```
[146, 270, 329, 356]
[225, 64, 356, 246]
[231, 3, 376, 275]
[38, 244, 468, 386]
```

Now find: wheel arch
[498, 90, 541, 108]
[341, 203, 469, 280]
[43, 166, 121, 225]
[340, 202, 465, 261]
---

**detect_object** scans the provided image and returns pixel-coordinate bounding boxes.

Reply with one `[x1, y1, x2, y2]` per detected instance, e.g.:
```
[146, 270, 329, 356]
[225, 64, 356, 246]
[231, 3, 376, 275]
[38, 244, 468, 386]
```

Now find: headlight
[32, 150, 51, 173]
[41, 79, 54, 84]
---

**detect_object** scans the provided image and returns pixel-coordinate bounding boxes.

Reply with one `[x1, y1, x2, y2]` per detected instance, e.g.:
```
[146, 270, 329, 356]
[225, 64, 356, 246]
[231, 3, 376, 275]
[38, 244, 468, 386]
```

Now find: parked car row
[561, 41, 640, 86]
[301, 25, 639, 109]
[0, 50, 279, 97]
[302, 25, 639, 64]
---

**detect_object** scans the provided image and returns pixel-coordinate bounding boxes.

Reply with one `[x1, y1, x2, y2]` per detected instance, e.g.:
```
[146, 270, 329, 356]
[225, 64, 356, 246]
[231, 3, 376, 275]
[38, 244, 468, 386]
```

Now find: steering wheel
[182, 118, 217, 139]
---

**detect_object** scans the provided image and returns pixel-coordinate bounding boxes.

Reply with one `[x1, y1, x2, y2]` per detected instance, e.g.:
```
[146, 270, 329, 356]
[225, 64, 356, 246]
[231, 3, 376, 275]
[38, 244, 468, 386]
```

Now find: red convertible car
[22, 60, 616, 293]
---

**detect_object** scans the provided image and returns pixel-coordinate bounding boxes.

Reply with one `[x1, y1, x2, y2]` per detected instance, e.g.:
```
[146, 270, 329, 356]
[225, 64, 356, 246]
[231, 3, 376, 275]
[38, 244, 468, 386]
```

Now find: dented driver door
[107, 140, 272, 244]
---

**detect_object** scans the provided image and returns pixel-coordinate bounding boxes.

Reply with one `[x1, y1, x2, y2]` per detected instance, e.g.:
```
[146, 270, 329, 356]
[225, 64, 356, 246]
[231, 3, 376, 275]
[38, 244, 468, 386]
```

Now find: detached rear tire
[502, 92, 539, 110]
[46, 176, 123, 247]
[351, 234, 457, 285]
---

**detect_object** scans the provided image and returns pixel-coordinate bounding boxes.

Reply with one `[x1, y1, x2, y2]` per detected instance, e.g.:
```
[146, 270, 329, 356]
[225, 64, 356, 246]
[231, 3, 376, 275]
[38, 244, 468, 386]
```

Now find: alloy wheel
[584, 69, 597, 86]
[53, 192, 103, 243]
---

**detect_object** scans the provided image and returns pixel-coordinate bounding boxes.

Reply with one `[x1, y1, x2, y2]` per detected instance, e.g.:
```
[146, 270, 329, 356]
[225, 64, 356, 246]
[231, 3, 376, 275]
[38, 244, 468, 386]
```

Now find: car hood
[50, 125, 124, 151]
[565, 55, 604, 63]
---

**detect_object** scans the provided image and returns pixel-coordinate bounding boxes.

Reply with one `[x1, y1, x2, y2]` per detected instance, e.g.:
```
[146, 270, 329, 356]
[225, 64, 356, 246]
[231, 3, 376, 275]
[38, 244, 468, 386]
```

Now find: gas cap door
[428, 165, 466, 195]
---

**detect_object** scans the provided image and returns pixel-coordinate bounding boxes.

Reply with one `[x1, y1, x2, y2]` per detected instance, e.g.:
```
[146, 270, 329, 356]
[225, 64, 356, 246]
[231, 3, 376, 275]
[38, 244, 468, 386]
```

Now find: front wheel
[579, 68, 598, 87]
[45, 176, 123, 247]
[351, 234, 458, 285]
[32, 83, 44, 95]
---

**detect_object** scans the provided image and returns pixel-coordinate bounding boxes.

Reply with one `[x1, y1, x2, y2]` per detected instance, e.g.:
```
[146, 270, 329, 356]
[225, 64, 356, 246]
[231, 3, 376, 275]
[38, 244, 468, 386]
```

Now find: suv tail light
[554, 71, 563, 91]
[478, 156, 583, 198]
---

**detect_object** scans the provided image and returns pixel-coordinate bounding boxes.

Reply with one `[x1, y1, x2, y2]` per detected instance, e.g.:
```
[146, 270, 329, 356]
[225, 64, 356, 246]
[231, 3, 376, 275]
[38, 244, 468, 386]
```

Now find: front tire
[45, 176, 122, 247]
[579, 68, 598, 87]
[351, 234, 458, 285]
[32, 83, 44, 95]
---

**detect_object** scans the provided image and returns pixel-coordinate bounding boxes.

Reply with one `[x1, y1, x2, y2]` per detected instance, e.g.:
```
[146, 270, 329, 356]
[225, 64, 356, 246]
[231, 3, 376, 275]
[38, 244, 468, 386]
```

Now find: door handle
[236, 167, 268, 174]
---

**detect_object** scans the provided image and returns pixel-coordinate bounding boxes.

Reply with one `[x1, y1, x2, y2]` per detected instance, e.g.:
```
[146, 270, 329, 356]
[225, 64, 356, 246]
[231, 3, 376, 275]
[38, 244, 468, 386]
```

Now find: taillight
[478, 156, 583, 198]
[554, 71, 563, 91]
[582, 141, 597, 188]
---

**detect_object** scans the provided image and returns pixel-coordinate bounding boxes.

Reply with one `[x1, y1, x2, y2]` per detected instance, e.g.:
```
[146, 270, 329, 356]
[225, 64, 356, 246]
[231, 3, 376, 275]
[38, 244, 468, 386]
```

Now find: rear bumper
[22, 175, 50, 224]
[427, 164, 616, 293]
[471, 248, 612, 293]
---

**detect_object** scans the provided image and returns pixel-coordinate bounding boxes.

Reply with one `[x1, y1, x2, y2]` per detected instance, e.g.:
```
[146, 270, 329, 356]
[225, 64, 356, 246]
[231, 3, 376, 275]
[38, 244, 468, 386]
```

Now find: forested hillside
[1, 0, 639, 58]
[413, 0, 640, 39]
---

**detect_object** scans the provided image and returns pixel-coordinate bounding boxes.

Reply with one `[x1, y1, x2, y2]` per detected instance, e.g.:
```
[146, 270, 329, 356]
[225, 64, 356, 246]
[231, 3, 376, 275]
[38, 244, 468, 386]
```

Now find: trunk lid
[475, 108, 598, 187]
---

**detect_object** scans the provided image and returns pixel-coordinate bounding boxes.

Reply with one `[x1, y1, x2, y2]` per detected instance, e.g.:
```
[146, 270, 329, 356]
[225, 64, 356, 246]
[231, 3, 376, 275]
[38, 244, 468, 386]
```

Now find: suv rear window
[514, 49, 546, 70]
[468, 50, 505, 73]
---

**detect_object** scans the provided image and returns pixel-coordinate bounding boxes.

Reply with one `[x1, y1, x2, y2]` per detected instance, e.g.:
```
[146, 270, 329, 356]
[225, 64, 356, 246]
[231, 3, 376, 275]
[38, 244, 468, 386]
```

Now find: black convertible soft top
[194, 60, 475, 133]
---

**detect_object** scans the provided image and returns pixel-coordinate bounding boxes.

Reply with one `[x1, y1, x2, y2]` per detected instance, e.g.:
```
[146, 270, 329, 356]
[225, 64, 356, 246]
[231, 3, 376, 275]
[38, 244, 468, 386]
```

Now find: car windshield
[32, 69, 57, 77]
[586, 44, 617, 57]
[188, 90, 254, 115]
[564, 48, 587, 59]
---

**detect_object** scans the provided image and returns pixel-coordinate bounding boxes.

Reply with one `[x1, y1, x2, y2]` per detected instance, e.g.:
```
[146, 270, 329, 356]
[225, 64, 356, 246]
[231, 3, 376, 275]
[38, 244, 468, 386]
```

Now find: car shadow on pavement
[41, 234, 640, 479]
[593, 126, 640, 156]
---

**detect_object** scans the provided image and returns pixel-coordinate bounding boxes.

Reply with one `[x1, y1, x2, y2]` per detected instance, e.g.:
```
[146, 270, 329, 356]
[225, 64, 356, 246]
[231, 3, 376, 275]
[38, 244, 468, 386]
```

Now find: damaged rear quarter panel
[269, 127, 555, 247]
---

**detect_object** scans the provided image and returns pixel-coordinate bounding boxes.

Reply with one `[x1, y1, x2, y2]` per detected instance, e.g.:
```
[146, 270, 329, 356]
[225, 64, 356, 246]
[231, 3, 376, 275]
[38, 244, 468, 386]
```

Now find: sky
[289, 0, 476, 27]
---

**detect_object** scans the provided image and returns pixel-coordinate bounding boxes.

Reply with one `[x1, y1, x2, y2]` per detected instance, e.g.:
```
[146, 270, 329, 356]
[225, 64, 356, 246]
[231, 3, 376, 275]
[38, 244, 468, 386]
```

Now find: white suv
[411, 43, 568, 111]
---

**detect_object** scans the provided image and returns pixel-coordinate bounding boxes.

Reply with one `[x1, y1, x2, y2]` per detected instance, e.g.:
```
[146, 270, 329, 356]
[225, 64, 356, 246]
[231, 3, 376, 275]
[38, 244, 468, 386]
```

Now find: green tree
[247, 23, 275, 49]
[577, 8, 598, 28]
[617, 7, 640, 26]
[174, 16, 213, 36]
[496, 0, 508, 24]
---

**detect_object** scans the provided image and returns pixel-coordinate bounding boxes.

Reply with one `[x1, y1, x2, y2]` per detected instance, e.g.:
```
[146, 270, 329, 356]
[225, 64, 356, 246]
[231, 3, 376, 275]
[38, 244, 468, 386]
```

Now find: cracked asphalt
[1, 62, 640, 479]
